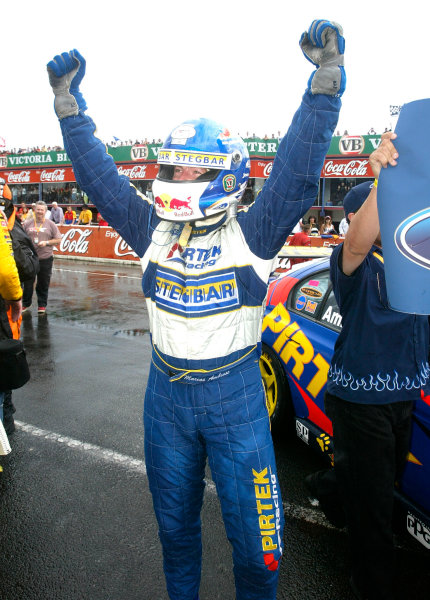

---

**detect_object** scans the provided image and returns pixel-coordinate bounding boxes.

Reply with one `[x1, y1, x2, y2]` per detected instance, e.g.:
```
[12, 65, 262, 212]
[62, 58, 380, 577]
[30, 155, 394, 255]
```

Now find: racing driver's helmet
[152, 118, 250, 221]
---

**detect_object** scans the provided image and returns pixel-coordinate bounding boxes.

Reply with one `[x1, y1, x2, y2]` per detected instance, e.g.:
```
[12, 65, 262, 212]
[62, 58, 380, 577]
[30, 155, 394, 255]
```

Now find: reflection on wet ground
[21, 312, 56, 378]
[40, 258, 150, 335]
[113, 328, 150, 337]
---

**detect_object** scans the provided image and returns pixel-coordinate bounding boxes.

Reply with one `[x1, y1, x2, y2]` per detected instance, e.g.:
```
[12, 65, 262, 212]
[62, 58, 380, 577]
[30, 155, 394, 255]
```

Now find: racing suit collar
[191, 213, 228, 237]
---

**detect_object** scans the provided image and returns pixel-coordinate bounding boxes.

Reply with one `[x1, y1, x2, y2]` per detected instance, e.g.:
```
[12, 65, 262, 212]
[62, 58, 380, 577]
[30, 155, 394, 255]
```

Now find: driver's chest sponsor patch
[155, 268, 240, 316]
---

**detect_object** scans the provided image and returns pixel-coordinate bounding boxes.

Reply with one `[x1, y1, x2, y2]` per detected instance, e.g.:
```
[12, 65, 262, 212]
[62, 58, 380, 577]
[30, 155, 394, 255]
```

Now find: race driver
[47, 19, 346, 600]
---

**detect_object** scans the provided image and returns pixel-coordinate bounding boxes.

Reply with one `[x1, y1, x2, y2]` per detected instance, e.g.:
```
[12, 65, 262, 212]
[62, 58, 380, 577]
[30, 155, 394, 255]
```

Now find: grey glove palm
[300, 20, 346, 97]
[47, 50, 87, 120]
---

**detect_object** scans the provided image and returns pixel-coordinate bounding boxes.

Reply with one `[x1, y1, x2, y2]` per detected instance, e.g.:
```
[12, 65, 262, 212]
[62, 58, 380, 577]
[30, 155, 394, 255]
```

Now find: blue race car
[259, 258, 430, 550]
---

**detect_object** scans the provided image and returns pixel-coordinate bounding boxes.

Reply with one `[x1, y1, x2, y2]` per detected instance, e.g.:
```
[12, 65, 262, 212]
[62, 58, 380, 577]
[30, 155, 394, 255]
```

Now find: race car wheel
[259, 343, 293, 430]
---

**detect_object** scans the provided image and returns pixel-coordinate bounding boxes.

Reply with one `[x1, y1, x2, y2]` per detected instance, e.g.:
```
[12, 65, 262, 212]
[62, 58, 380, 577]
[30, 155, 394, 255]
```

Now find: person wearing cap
[306, 132, 430, 600]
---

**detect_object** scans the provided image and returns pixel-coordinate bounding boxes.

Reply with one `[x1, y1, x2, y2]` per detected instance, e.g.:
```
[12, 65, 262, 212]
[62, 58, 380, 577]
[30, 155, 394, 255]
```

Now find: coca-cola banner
[321, 158, 372, 178]
[54, 225, 343, 265]
[249, 157, 371, 179]
[2, 167, 76, 184]
[2, 157, 373, 185]
[2, 163, 160, 184]
[55, 226, 140, 263]
[117, 163, 159, 180]
[1, 155, 373, 186]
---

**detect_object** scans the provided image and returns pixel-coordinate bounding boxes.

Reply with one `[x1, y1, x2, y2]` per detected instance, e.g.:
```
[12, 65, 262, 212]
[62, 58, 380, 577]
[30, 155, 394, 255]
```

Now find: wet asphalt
[0, 258, 429, 600]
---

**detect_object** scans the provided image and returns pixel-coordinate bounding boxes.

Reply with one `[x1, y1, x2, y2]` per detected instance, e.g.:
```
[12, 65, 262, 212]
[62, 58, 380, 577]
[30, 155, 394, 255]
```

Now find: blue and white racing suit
[59, 90, 340, 600]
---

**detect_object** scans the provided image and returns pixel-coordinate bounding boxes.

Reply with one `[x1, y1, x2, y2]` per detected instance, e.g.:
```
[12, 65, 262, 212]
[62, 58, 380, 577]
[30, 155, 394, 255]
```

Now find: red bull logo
[155, 193, 191, 213]
[171, 198, 191, 210]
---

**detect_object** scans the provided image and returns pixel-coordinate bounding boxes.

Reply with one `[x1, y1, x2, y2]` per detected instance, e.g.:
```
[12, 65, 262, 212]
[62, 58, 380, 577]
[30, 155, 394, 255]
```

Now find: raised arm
[238, 20, 345, 259]
[342, 132, 398, 275]
[47, 50, 155, 256]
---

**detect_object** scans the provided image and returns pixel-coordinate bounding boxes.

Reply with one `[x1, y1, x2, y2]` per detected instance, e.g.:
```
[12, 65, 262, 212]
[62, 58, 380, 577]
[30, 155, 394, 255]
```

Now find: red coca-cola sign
[55, 225, 140, 262]
[7, 170, 31, 183]
[40, 169, 66, 182]
[250, 160, 273, 178]
[117, 163, 159, 180]
[114, 237, 139, 258]
[321, 158, 372, 178]
[2, 167, 76, 184]
[59, 227, 93, 255]
[250, 157, 372, 179]
[117, 165, 147, 179]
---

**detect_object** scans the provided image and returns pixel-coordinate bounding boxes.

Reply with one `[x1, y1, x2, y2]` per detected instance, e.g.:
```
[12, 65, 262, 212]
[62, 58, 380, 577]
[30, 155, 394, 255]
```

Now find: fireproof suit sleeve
[59, 113, 158, 257]
[237, 91, 341, 260]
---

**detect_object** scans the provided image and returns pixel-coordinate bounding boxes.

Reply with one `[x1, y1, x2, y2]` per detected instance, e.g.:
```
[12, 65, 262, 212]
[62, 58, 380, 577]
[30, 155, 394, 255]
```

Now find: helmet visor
[157, 148, 232, 180]
[157, 164, 219, 183]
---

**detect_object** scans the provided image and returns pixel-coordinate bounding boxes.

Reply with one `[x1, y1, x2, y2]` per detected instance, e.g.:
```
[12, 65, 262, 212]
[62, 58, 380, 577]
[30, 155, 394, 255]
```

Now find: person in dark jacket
[306, 139, 429, 600]
[0, 181, 39, 434]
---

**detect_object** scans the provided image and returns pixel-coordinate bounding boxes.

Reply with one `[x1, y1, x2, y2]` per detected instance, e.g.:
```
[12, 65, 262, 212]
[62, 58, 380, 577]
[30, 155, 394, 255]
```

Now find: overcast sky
[1, 1, 427, 150]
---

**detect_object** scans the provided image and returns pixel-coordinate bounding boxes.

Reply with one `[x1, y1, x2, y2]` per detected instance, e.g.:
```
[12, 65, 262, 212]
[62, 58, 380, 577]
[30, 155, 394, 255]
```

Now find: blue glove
[300, 20, 345, 97]
[47, 49, 87, 119]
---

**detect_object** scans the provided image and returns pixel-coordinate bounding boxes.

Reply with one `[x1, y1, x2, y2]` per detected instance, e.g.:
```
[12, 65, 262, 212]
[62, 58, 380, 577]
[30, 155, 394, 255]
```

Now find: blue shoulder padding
[237, 91, 341, 260]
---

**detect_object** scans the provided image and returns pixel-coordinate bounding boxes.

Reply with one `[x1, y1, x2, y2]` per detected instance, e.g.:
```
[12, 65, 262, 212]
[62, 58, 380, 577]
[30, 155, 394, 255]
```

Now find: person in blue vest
[47, 19, 346, 600]
[307, 135, 430, 600]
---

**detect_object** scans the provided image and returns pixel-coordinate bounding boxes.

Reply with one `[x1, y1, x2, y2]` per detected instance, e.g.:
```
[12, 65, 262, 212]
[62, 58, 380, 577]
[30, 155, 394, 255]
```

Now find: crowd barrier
[53, 225, 343, 266]
[54, 225, 140, 264]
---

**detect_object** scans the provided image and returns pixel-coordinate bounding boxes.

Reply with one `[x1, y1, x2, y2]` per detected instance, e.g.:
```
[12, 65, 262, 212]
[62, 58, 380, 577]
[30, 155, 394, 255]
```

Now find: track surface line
[15, 420, 335, 529]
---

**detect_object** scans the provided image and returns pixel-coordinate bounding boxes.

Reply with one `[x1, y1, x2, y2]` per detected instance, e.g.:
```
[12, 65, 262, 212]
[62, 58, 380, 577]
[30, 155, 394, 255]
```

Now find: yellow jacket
[0, 213, 22, 301]
[78, 209, 93, 224]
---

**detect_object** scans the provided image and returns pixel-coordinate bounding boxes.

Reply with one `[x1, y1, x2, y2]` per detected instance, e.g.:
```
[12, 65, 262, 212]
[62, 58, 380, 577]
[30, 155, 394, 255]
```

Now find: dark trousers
[3, 390, 15, 431]
[23, 256, 54, 309]
[315, 393, 413, 600]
